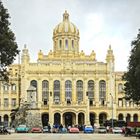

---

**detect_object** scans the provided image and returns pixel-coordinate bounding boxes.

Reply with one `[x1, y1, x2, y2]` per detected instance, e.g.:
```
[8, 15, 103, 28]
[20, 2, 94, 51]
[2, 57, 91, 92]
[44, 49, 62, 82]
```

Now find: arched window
[54, 80, 60, 104]
[118, 113, 124, 120]
[65, 39, 68, 49]
[30, 80, 37, 88]
[59, 40, 62, 48]
[65, 80, 72, 104]
[72, 40, 74, 48]
[76, 80, 83, 102]
[133, 114, 138, 122]
[42, 80, 49, 105]
[99, 80, 106, 102]
[126, 114, 131, 122]
[4, 114, 9, 127]
[30, 80, 38, 100]
[88, 80, 94, 99]
[118, 83, 123, 92]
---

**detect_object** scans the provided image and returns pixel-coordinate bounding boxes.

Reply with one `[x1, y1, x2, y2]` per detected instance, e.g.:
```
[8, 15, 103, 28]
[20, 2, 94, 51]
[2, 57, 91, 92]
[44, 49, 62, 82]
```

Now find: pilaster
[83, 78, 87, 103]
[61, 79, 65, 103]
[72, 79, 76, 104]
[37, 79, 42, 108]
[95, 79, 99, 106]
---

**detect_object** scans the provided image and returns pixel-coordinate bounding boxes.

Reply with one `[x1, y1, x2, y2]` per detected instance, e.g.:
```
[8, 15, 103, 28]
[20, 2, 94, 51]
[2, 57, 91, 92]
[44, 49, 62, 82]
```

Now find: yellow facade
[0, 11, 139, 127]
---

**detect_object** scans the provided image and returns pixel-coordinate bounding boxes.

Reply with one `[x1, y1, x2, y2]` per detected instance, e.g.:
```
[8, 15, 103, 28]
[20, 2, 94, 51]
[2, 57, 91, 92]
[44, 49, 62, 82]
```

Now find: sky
[2, 0, 140, 71]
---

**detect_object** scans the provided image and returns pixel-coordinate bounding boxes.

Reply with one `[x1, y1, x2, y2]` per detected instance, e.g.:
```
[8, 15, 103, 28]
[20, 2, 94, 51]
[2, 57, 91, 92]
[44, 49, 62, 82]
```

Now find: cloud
[2, 0, 140, 71]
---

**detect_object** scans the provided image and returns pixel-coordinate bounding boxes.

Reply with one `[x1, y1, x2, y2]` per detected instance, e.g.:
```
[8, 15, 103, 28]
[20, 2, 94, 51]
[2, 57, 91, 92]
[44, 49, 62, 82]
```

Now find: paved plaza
[0, 134, 137, 140]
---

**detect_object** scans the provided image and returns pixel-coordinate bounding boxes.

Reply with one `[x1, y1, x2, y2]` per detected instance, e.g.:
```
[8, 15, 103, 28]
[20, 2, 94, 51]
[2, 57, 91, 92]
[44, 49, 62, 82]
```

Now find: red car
[31, 127, 42, 133]
[69, 127, 79, 133]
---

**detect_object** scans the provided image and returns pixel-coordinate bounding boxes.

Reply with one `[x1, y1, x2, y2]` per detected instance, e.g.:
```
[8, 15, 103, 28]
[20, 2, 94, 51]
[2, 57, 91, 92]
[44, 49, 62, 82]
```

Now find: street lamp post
[110, 93, 113, 128]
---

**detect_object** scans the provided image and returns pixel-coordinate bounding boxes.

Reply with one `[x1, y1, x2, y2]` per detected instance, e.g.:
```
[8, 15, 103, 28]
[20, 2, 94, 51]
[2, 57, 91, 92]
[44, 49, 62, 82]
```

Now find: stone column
[95, 79, 99, 106]
[130, 114, 133, 122]
[1, 116, 4, 123]
[83, 78, 87, 103]
[49, 79, 53, 104]
[49, 97, 53, 126]
[85, 96, 90, 125]
[61, 113, 63, 125]
[95, 115, 99, 127]
[49, 79, 54, 126]
[61, 79, 65, 104]
[37, 79, 42, 108]
[8, 115, 11, 126]
[76, 113, 78, 125]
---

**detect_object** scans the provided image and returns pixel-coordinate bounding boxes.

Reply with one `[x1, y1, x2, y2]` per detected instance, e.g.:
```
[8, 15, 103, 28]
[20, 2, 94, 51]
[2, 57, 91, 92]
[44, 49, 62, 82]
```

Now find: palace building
[0, 11, 139, 127]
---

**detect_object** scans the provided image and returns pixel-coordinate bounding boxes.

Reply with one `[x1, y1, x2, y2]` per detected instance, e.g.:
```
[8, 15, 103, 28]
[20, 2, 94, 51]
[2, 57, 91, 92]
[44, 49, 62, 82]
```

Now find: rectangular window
[43, 99, 48, 105]
[11, 84, 16, 91]
[4, 98, 9, 108]
[125, 100, 130, 107]
[3, 84, 9, 93]
[118, 98, 123, 107]
[89, 100, 93, 106]
[11, 98, 16, 107]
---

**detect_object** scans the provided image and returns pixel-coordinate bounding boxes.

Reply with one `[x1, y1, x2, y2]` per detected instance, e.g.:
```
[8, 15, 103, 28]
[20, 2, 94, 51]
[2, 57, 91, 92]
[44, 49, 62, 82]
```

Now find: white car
[98, 126, 107, 133]
[112, 127, 122, 133]
[6, 127, 15, 133]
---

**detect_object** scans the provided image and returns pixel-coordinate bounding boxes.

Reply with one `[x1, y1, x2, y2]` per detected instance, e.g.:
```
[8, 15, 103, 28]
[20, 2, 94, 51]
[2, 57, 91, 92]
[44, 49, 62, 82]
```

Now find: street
[0, 133, 137, 140]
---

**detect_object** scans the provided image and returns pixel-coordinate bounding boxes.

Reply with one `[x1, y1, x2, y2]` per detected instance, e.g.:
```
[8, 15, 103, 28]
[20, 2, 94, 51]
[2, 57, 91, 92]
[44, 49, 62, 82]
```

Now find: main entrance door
[64, 112, 74, 127]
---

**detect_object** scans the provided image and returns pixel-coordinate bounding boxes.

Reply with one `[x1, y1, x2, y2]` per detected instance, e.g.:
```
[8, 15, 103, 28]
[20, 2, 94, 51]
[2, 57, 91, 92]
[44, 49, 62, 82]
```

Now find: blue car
[15, 125, 29, 133]
[84, 125, 94, 133]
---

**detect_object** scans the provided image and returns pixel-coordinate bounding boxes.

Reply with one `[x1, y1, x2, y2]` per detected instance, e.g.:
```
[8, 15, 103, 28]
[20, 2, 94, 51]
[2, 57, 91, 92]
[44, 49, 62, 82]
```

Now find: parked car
[43, 126, 51, 133]
[84, 125, 94, 133]
[31, 127, 42, 133]
[112, 127, 123, 134]
[15, 125, 29, 133]
[6, 127, 15, 133]
[61, 127, 67, 133]
[98, 126, 107, 133]
[69, 127, 79, 133]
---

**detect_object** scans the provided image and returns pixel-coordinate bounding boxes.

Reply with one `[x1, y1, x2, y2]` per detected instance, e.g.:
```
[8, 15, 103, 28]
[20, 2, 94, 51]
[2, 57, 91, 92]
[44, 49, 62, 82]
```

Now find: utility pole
[110, 93, 113, 128]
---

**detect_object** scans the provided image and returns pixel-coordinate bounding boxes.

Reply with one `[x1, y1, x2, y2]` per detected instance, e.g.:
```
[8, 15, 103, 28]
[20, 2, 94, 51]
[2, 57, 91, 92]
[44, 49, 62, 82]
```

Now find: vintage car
[43, 126, 51, 133]
[69, 127, 79, 133]
[31, 127, 42, 133]
[112, 127, 123, 134]
[61, 127, 67, 133]
[15, 125, 29, 133]
[6, 127, 15, 133]
[98, 126, 107, 133]
[84, 125, 94, 133]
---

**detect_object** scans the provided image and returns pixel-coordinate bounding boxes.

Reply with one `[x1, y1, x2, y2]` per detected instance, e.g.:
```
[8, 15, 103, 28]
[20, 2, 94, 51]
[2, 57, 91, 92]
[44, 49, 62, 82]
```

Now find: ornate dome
[52, 11, 80, 55]
[53, 11, 79, 36]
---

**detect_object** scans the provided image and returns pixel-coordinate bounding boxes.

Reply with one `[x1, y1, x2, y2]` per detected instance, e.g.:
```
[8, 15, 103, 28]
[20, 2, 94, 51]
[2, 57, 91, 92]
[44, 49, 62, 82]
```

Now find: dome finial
[63, 10, 69, 21]
[109, 44, 111, 50]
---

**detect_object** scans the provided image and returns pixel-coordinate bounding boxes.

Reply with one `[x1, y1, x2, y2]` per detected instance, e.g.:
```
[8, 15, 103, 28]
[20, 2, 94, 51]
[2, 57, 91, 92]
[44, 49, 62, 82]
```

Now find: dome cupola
[53, 11, 80, 55]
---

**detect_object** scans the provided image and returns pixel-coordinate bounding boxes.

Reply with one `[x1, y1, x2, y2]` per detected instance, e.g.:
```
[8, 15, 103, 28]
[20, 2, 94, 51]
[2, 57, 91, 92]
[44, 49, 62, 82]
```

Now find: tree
[0, 0, 19, 81]
[123, 29, 140, 104]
